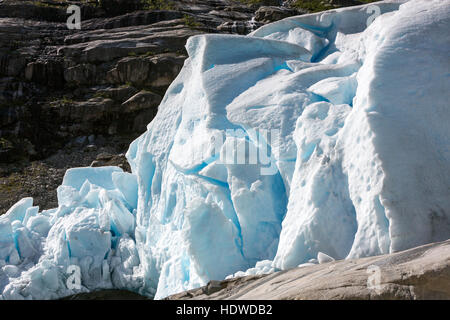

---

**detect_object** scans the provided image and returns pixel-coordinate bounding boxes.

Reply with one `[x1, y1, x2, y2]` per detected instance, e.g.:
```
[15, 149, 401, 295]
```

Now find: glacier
[1, 0, 449, 299]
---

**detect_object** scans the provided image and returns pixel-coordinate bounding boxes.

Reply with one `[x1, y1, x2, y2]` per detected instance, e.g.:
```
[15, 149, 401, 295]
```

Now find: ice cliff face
[1, 0, 449, 299]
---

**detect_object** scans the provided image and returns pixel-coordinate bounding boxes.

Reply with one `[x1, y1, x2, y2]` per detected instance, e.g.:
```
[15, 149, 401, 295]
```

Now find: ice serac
[342, 0, 450, 257]
[1, 0, 450, 300]
[273, 0, 450, 269]
[0, 166, 142, 299]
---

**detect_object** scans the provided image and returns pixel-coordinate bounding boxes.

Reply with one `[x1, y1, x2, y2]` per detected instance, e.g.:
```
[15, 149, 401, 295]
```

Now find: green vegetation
[61, 96, 74, 105]
[34, 0, 76, 8]
[93, 91, 109, 99]
[128, 51, 155, 57]
[291, 0, 381, 13]
[183, 14, 202, 28]
[0, 138, 13, 150]
[141, 0, 176, 10]
[290, 0, 328, 12]
[233, 0, 266, 5]
[0, 174, 22, 196]
[34, 1, 57, 8]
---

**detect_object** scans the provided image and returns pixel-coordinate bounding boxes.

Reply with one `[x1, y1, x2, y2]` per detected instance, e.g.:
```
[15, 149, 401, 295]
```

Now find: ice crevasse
[1, 0, 449, 299]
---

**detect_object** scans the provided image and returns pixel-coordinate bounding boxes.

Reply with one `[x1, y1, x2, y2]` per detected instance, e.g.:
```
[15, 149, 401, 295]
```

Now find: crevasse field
[0, 0, 449, 299]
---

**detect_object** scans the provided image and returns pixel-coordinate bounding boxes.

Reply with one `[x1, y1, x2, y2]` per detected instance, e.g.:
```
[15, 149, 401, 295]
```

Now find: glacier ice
[317, 252, 335, 264]
[1, 0, 450, 299]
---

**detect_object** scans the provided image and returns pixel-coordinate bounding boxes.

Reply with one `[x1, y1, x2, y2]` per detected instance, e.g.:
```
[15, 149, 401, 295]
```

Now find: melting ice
[1, 0, 449, 299]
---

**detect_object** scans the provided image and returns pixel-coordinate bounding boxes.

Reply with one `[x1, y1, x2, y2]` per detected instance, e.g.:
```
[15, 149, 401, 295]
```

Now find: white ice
[1, 0, 449, 299]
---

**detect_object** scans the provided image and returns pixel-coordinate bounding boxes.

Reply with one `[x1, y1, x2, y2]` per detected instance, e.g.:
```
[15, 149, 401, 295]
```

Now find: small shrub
[183, 14, 202, 28]
[141, 0, 175, 10]
[290, 0, 329, 13]
[291, 0, 381, 13]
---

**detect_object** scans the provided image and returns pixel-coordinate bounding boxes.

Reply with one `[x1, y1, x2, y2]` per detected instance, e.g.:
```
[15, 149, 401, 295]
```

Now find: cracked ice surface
[1, 0, 449, 299]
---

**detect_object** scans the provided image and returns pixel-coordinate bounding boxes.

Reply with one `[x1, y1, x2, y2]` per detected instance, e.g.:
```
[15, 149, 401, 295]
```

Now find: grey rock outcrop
[254, 6, 306, 24]
[0, 0, 293, 163]
[167, 239, 450, 300]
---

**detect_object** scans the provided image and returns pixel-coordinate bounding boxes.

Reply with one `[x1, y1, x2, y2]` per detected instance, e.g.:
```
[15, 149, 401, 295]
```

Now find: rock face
[255, 6, 307, 24]
[167, 240, 450, 300]
[0, 8, 196, 163]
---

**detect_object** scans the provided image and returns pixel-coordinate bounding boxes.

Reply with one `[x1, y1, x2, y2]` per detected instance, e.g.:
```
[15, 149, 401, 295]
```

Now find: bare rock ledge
[166, 239, 450, 300]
